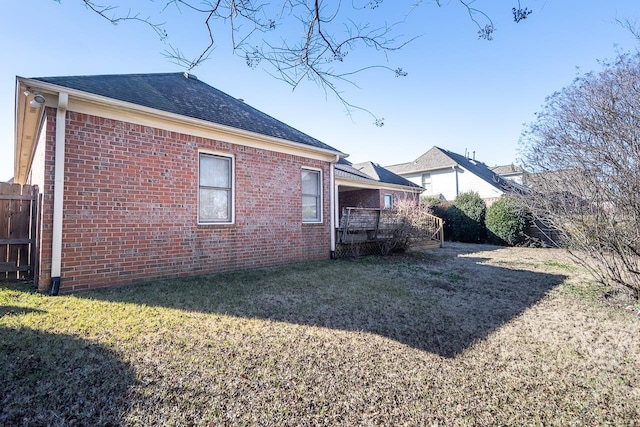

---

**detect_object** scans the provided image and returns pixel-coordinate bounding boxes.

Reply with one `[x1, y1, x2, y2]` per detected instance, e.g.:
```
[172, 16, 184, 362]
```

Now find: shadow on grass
[0, 324, 136, 425]
[80, 244, 567, 358]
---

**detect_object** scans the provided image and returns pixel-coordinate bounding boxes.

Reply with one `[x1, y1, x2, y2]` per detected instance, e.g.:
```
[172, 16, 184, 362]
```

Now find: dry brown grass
[1, 243, 638, 426]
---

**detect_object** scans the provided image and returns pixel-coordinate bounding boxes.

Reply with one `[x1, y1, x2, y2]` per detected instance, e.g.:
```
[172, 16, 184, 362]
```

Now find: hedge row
[425, 192, 531, 246]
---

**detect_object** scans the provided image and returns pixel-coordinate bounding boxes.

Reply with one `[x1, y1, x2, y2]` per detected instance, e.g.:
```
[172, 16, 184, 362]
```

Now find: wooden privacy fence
[0, 183, 39, 280]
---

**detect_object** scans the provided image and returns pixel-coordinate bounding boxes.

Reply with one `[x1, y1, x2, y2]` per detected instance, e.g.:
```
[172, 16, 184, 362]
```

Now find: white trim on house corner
[330, 157, 337, 255]
[51, 92, 69, 280]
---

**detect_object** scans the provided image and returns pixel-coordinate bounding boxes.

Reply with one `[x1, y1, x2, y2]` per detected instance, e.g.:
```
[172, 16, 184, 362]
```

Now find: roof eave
[15, 77, 49, 184]
[336, 176, 423, 193]
[17, 76, 347, 162]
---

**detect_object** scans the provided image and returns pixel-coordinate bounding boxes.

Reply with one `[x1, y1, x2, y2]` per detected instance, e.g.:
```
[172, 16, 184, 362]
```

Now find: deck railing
[423, 212, 444, 248]
[336, 207, 444, 257]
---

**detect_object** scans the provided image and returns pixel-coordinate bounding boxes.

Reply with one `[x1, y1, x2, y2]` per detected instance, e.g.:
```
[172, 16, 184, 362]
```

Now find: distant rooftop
[385, 146, 457, 174]
[335, 158, 422, 190]
[491, 164, 525, 176]
[386, 146, 521, 193]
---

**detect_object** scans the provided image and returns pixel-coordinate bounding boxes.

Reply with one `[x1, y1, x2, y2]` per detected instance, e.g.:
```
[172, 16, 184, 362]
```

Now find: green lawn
[1, 243, 638, 426]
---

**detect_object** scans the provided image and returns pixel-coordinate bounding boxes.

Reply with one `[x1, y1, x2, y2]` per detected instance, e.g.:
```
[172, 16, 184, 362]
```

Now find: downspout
[50, 92, 68, 295]
[453, 165, 459, 198]
[329, 155, 338, 259]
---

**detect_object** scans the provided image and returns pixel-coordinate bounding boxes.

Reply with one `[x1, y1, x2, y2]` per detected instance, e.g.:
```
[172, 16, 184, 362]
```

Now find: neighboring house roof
[491, 164, 525, 176]
[386, 146, 521, 194]
[335, 158, 422, 191]
[352, 161, 423, 189]
[335, 158, 375, 182]
[30, 72, 340, 153]
[385, 146, 457, 174]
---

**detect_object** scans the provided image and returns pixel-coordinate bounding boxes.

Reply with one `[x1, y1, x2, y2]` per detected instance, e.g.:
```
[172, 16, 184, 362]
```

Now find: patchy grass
[1, 243, 638, 425]
[543, 259, 580, 271]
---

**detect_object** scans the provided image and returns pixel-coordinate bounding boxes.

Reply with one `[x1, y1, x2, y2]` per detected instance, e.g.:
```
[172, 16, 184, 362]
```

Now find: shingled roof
[491, 164, 525, 176]
[385, 146, 457, 174]
[386, 146, 520, 194]
[335, 158, 422, 190]
[31, 72, 340, 153]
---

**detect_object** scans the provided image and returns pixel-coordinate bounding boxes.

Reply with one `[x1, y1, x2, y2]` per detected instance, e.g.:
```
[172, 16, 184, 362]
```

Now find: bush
[380, 198, 438, 254]
[421, 195, 443, 206]
[485, 197, 531, 246]
[449, 192, 486, 243]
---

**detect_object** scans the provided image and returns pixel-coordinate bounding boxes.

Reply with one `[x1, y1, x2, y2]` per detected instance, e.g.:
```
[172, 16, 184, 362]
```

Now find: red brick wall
[339, 189, 381, 209]
[338, 188, 418, 211]
[38, 109, 332, 292]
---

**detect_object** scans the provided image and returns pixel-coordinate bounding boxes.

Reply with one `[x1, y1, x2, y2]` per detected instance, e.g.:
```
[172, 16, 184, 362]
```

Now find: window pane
[302, 169, 321, 222]
[199, 188, 230, 221]
[200, 155, 230, 188]
[302, 170, 319, 195]
[302, 195, 319, 221]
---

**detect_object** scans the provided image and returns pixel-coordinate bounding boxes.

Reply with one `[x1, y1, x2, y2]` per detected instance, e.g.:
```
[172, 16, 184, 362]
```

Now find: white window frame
[198, 151, 235, 225]
[384, 194, 393, 209]
[421, 173, 432, 193]
[302, 167, 323, 223]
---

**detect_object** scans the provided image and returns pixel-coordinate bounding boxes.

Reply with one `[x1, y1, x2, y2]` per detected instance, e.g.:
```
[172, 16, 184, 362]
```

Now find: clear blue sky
[1, 1, 638, 181]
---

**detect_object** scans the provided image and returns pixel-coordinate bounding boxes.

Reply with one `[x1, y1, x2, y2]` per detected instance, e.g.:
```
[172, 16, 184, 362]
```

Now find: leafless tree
[376, 196, 440, 254]
[520, 51, 640, 300]
[58, 0, 531, 123]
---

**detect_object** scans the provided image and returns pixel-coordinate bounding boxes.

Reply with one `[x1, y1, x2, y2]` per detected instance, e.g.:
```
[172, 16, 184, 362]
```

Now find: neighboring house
[386, 146, 518, 204]
[15, 72, 347, 293]
[491, 164, 526, 185]
[335, 159, 423, 212]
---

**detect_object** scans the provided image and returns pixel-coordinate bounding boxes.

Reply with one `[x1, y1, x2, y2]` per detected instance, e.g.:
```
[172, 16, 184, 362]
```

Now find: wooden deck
[335, 207, 443, 258]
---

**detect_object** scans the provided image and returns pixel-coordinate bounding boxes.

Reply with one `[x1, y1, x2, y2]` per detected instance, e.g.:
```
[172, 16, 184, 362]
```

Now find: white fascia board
[336, 177, 423, 193]
[15, 77, 48, 184]
[16, 77, 348, 163]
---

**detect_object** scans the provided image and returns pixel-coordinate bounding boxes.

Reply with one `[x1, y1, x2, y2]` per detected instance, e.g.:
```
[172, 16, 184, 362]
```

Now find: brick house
[15, 73, 347, 293]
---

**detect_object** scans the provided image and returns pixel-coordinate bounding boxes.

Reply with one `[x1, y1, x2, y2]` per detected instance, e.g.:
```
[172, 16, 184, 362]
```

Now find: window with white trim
[302, 168, 321, 222]
[384, 194, 393, 209]
[421, 173, 432, 193]
[199, 153, 233, 223]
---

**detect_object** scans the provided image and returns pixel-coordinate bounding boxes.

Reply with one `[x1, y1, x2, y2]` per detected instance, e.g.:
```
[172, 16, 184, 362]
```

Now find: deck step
[411, 241, 442, 251]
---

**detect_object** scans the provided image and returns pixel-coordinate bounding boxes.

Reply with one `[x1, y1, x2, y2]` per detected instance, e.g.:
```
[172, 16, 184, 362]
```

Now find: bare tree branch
[520, 52, 640, 300]
[59, 0, 532, 122]
[616, 17, 640, 41]
[76, 0, 168, 40]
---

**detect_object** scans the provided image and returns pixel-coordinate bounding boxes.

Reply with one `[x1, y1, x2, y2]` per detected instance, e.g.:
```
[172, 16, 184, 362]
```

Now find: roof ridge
[32, 71, 185, 80]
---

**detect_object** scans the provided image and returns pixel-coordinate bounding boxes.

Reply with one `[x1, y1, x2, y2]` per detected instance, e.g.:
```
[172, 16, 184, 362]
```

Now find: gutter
[453, 165, 459, 197]
[330, 155, 337, 259]
[50, 92, 68, 295]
